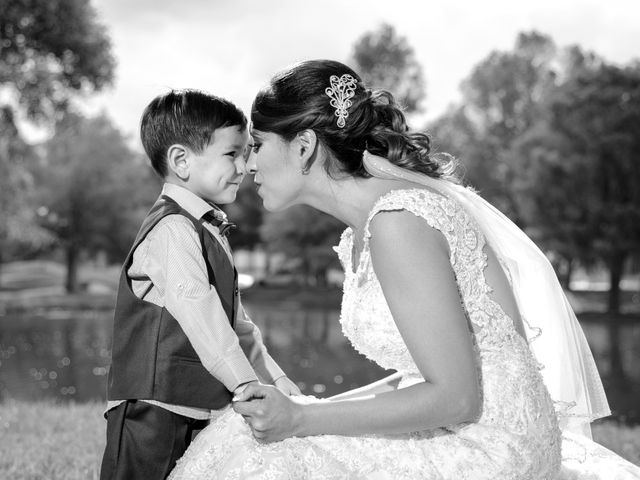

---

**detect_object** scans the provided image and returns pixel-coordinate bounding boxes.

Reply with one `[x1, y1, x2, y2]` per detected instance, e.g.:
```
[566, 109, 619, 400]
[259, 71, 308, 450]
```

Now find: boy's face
[187, 126, 249, 204]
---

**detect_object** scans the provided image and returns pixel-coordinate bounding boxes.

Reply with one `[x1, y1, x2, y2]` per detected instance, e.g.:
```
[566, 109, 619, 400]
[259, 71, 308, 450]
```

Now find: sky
[81, 0, 640, 149]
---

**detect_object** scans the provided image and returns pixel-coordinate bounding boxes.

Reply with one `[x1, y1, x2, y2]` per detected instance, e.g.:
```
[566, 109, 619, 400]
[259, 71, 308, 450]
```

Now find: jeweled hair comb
[325, 74, 357, 128]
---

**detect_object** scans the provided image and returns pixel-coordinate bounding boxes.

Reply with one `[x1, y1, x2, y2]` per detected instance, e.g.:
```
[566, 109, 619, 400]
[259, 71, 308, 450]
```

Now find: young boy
[100, 89, 299, 480]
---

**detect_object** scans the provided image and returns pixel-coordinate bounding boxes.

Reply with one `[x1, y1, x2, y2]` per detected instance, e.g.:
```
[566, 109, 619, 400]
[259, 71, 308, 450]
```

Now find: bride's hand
[232, 384, 305, 443]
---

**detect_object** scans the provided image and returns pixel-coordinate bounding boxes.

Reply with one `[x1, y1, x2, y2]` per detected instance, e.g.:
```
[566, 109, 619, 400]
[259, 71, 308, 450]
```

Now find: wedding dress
[169, 188, 640, 479]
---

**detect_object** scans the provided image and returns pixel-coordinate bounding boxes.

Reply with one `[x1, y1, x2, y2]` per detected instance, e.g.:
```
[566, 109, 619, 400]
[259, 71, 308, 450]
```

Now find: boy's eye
[251, 143, 262, 153]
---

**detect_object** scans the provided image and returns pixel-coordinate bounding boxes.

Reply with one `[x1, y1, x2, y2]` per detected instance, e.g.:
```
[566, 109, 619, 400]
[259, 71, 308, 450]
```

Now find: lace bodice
[335, 188, 521, 377]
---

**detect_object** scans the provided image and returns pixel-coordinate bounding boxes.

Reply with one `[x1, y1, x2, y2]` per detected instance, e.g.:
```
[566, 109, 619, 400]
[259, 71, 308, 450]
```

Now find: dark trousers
[100, 400, 208, 480]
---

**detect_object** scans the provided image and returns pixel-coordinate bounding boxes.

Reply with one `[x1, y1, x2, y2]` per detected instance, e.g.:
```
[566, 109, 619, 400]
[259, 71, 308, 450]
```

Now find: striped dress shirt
[107, 182, 285, 419]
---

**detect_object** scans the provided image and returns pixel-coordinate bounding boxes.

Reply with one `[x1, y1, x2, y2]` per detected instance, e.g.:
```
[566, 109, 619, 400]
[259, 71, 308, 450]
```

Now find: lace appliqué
[337, 189, 521, 371]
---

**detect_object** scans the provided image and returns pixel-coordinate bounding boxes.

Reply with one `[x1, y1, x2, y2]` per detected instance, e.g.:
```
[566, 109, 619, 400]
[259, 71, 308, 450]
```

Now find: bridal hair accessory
[361, 149, 610, 438]
[325, 74, 357, 128]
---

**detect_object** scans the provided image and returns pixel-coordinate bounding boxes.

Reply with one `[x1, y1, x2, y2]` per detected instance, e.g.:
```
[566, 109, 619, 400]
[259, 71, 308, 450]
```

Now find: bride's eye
[251, 143, 262, 153]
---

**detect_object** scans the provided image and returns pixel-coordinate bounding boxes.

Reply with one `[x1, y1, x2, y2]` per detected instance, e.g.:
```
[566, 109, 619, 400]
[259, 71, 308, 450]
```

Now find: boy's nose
[235, 158, 247, 175]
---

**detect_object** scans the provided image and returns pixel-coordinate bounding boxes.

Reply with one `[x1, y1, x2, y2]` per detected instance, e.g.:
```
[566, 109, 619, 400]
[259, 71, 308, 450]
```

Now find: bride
[169, 60, 640, 479]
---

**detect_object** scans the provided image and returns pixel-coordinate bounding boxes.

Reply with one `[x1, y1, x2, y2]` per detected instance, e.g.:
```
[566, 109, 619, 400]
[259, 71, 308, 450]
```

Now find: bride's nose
[246, 151, 257, 175]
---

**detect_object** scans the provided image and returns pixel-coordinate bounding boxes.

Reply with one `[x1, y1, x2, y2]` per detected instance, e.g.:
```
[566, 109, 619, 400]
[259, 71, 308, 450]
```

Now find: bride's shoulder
[367, 188, 461, 231]
[375, 187, 455, 208]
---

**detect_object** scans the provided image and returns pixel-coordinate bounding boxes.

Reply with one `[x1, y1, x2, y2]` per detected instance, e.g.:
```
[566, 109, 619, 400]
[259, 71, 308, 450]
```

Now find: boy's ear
[167, 144, 189, 180]
[296, 130, 317, 173]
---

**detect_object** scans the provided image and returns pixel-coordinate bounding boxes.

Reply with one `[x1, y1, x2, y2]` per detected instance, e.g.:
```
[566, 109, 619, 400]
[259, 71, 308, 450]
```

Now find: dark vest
[107, 195, 238, 409]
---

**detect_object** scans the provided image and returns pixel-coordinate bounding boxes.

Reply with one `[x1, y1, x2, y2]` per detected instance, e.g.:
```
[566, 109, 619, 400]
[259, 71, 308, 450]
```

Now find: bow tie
[202, 208, 236, 237]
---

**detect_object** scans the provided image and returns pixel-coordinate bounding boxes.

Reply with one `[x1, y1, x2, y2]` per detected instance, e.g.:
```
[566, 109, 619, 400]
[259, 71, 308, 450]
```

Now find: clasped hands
[232, 377, 308, 443]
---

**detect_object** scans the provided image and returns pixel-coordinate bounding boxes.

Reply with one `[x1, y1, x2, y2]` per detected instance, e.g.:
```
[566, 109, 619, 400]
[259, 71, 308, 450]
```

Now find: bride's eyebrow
[249, 129, 262, 139]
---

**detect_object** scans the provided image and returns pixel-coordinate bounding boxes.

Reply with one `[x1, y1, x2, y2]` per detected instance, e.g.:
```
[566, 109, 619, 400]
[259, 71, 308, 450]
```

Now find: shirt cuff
[210, 350, 259, 392]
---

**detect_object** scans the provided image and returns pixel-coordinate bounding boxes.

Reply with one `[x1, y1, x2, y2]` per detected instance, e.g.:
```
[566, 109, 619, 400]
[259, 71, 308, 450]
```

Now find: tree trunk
[316, 267, 328, 288]
[607, 252, 625, 382]
[65, 245, 80, 293]
[266, 252, 276, 275]
[560, 258, 574, 292]
[320, 310, 330, 344]
[301, 251, 312, 287]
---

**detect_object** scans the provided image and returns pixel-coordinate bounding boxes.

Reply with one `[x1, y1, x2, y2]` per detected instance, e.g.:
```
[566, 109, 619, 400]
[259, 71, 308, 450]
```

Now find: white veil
[363, 151, 610, 437]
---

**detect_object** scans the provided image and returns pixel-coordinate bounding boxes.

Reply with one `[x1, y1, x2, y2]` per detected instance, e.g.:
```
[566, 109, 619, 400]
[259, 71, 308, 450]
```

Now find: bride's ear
[296, 130, 317, 174]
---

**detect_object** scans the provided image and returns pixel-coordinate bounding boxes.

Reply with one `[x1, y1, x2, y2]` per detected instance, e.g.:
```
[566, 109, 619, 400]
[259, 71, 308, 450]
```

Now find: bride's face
[247, 129, 304, 211]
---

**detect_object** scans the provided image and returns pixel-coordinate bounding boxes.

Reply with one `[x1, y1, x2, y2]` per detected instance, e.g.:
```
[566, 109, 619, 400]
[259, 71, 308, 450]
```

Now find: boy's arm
[142, 216, 259, 393]
[235, 301, 299, 394]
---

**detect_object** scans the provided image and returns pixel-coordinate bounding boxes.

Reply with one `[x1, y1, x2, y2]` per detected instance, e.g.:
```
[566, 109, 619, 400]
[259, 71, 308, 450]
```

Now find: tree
[37, 112, 158, 292]
[432, 33, 605, 220]
[223, 179, 264, 250]
[0, 106, 53, 281]
[430, 32, 639, 379]
[427, 105, 489, 186]
[542, 62, 640, 379]
[433, 32, 568, 222]
[503, 60, 640, 380]
[508, 45, 604, 270]
[260, 206, 344, 286]
[0, 0, 115, 122]
[510, 122, 596, 288]
[0, 0, 115, 272]
[350, 23, 426, 113]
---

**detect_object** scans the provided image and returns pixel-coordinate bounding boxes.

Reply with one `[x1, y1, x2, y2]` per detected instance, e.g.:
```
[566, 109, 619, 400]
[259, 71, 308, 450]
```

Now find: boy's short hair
[140, 89, 247, 177]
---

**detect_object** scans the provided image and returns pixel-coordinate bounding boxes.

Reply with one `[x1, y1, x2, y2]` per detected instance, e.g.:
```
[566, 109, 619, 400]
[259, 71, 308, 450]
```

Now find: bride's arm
[296, 211, 480, 436]
[235, 210, 481, 439]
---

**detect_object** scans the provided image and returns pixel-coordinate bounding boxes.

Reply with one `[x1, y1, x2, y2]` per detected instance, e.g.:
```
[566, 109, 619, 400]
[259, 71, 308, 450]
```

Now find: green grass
[0, 401, 637, 480]
[592, 421, 640, 467]
[0, 401, 105, 480]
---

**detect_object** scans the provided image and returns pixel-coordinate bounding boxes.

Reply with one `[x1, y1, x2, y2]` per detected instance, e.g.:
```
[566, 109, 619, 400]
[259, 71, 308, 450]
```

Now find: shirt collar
[161, 183, 217, 221]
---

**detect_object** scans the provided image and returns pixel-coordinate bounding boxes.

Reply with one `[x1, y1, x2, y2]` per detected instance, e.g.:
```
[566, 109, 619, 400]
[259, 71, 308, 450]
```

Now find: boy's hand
[273, 376, 302, 396]
[233, 380, 260, 400]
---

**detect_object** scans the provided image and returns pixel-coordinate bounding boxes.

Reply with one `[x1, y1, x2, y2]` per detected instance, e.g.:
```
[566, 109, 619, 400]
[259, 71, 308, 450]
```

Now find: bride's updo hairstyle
[251, 59, 456, 179]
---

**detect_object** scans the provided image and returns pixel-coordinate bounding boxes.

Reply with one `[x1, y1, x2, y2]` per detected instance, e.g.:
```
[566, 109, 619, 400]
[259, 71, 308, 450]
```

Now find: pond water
[1, 303, 639, 423]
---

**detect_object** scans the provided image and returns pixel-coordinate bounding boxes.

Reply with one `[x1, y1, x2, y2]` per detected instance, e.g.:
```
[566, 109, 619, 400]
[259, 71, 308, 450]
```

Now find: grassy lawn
[592, 419, 640, 467]
[0, 401, 638, 480]
[0, 401, 105, 480]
